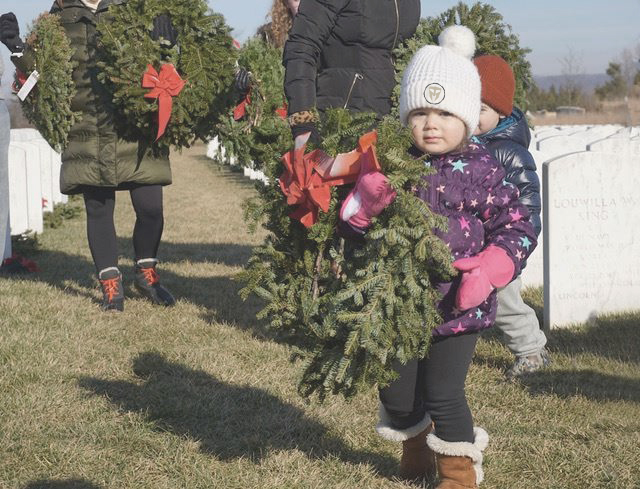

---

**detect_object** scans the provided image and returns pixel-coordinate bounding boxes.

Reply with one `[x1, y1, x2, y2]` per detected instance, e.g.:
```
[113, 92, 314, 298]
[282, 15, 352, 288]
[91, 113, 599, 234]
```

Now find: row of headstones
[206, 125, 640, 329]
[206, 136, 270, 184]
[521, 124, 639, 291]
[530, 124, 640, 161]
[6, 128, 67, 240]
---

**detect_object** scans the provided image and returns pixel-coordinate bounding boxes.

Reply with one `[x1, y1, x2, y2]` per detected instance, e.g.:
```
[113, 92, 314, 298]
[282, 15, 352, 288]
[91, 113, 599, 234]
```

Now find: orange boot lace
[141, 267, 159, 286]
[100, 277, 121, 302]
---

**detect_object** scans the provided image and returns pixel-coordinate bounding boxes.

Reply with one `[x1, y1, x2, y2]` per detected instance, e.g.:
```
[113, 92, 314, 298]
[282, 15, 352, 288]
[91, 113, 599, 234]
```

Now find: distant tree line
[528, 53, 640, 112]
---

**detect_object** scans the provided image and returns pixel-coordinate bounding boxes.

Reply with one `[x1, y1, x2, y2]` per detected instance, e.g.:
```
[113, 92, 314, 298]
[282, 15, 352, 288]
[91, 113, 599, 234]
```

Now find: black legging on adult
[83, 185, 164, 272]
[379, 332, 479, 443]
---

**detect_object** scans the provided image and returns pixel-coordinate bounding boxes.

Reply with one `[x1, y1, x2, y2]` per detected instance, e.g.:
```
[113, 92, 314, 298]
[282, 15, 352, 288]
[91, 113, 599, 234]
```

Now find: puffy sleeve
[282, 0, 349, 115]
[474, 153, 538, 277]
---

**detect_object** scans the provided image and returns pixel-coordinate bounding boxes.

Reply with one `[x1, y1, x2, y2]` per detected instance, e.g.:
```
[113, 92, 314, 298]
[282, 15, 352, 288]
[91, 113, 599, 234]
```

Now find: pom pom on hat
[438, 25, 476, 60]
[399, 25, 481, 137]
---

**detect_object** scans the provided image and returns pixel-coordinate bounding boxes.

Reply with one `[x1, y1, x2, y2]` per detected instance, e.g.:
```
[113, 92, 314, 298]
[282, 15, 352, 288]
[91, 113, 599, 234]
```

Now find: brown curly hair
[263, 0, 294, 49]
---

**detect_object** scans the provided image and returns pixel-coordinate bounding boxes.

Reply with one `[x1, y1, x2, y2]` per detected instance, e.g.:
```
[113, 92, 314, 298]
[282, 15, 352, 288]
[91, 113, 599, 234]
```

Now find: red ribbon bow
[234, 91, 251, 121]
[142, 63, 185, 140]
[278, 130, 381, 228]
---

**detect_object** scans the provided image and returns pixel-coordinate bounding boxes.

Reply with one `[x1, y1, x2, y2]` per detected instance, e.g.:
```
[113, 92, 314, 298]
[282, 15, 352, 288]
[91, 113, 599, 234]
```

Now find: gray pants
[0, 101, 10, 261]
[494, 277, 547, 357]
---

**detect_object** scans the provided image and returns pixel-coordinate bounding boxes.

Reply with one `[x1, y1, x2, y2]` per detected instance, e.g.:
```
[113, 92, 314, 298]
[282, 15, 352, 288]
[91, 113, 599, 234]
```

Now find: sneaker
[98, 267, 124, 312]
[506, 348, 551, 379]
[133, 259, 175, 306]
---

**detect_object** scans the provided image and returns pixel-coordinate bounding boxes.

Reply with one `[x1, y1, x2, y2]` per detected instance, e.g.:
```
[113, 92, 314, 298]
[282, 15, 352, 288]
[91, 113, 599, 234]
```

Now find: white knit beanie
[399, 25, 481, 137]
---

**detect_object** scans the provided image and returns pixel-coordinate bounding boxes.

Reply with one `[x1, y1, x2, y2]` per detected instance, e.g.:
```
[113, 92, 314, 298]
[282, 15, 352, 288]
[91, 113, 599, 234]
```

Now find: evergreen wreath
[392, 1, 533, 114]
[239, 109, 455, 401]
[216, 37, 290, 170]
[18, 13, 80, 152]
[96, 0, 236, 149]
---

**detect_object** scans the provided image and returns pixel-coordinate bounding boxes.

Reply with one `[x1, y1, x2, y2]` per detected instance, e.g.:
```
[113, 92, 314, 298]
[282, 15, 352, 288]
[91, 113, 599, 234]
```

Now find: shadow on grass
[77, 352, 396, 473]
[518, 369, 640, 403]
[474, 311, 640, 404]
[23, 480, 102, 489]
[546, 313, 640, 365]
[4, 245, 285, 345]
[116, 237, 255, 268]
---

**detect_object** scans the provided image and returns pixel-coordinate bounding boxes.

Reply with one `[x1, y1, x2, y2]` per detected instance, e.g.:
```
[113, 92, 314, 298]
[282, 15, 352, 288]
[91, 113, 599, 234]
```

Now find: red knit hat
[473, 55, 515, 116]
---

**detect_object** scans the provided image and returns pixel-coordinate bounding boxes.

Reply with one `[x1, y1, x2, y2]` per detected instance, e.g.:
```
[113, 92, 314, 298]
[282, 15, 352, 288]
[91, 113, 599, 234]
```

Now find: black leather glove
[291, 122, 321, 145]
[234, 67, 251, 94]
[151, 14, 178, 48]
[0, 12, 24, 53]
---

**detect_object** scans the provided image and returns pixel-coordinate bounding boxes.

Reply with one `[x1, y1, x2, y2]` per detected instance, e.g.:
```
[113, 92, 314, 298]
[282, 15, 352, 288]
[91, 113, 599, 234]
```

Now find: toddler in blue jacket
[473, 55, 550, 379]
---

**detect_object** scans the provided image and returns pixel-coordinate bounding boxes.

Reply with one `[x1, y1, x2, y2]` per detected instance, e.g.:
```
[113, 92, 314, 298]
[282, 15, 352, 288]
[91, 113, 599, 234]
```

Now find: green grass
[1, 145, 639, 489]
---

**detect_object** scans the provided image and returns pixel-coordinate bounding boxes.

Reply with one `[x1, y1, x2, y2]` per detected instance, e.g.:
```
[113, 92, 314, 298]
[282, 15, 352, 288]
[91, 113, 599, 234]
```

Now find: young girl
[234, 0, 298, 104]
[340, 26, 537, 487]
[2, 1, 177, 311]
[257, 0, 299, 49]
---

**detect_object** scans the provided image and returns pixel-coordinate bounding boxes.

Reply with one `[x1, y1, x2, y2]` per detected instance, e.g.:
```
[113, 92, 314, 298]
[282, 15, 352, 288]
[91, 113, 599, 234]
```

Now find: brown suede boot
[427, 427, 489, 489]
[375, 405, 434, 484]
[399, 423, 437, 482]
[435, 455, 477, 488]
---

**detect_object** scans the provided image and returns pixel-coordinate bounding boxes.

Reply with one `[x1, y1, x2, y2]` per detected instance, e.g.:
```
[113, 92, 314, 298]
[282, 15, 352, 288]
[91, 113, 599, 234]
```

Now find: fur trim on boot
[427, 427, 489, 486]
[375, 404, 432, 442]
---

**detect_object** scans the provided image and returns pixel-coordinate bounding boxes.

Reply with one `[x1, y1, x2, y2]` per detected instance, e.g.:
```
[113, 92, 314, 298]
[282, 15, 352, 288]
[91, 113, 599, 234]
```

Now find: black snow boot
[98, 267, 124, 312]
[133, 258, 175, 306]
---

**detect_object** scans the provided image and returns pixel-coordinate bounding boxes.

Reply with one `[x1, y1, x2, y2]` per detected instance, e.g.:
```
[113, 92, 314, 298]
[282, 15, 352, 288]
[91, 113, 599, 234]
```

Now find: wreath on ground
[216, 37, 290, 170]
[17, 13, 80, 152]
[239, 109, 455, 401]
[97, 0, 236, 149]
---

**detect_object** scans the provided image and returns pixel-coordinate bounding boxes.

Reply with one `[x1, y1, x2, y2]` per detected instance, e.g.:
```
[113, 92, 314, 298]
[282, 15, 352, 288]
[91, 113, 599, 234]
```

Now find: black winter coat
[477, 108, 542, 237]
[283, 0, 420, 117]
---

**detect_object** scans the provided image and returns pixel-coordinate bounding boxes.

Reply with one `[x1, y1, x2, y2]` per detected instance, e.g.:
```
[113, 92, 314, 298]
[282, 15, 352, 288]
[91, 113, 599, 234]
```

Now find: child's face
[474, 103, 501, 136]
[408, 108, 467, 155]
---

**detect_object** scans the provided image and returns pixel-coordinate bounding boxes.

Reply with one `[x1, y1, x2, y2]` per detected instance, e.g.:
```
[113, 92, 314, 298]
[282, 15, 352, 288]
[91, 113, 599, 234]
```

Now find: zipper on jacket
[343, 73, 364, 109]
[392, 0, 400, 49]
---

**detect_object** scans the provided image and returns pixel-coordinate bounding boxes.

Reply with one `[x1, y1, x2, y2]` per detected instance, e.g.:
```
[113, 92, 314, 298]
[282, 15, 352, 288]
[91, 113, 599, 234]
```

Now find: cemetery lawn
[1, 144, 639, 489]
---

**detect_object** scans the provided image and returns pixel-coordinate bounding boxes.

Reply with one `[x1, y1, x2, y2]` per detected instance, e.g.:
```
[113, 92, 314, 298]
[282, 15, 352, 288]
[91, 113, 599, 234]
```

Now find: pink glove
[452, 245, 515, 310]
[339, 171, 396, 229]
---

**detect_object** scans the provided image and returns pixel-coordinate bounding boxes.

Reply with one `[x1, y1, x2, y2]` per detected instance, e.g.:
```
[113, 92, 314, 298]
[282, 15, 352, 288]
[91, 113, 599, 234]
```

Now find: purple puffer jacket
[414, 141, 537, 337]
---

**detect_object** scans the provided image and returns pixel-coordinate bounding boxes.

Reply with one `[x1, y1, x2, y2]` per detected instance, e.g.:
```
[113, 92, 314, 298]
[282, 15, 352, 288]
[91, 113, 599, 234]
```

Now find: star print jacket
[413, 142, 538, 337]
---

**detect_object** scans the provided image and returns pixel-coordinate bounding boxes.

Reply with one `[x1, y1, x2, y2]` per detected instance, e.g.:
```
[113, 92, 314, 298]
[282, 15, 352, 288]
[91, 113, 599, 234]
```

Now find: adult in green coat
[1, 0, 176, 311]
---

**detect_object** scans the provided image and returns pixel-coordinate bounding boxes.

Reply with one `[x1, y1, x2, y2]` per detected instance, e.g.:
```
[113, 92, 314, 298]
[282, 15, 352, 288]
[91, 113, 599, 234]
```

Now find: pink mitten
[339, 171, 396, 229]
[452, 245, 515, 310]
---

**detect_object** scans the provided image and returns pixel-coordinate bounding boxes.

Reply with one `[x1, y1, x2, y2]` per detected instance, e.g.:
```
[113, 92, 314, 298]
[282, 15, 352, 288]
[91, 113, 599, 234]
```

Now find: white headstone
[31, 140, 54, 212]
[8, 144, 43, 235]
[587, 134, 640, 154]
[532, 127, 562, 139]
[207, 136, 220, 159]
[9, 128, 42, 142]
[543, 150, 640, 328]
[7, 146, 28, 236]
[537, 134, 588, 156]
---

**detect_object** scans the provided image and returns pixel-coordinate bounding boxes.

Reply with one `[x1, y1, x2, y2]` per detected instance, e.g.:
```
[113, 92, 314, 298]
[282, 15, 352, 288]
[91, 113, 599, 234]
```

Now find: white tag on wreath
[17, 70, 40, 101]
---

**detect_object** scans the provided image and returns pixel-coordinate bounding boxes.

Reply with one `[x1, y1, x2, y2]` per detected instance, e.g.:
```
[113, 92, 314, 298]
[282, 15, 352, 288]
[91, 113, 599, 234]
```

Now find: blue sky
[2, 0, 639, 94]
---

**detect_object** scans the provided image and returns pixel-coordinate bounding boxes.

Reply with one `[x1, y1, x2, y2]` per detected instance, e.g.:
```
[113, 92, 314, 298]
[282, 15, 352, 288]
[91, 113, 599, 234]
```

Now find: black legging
[379, 332, 479, 443]
[83, 185, 164, 272]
